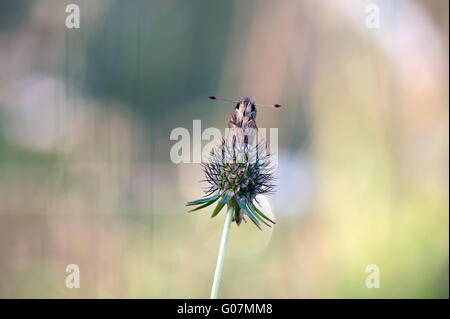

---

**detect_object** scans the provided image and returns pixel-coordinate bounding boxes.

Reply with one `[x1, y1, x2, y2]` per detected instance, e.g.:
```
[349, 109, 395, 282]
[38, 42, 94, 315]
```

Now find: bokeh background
[0, 0, 448, 298]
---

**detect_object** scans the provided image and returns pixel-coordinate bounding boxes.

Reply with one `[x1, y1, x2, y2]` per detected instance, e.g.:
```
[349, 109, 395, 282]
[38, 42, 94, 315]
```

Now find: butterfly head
[235, 97, 257, 122]
[209, 95, 281, 123]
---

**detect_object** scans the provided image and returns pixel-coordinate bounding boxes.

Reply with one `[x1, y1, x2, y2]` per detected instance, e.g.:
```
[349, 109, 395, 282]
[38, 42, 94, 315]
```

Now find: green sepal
[248, 200, 276, 224]
[188, 195, 220, 212]
[211, 201, 226, 218]
[234, 205, 241, 223]
[236, 198, 262, 230]
[211, 194, 233, 218]
[219, 193, 232, 204]
[245, 199, 272, 227]
[186, 194, 220, 206]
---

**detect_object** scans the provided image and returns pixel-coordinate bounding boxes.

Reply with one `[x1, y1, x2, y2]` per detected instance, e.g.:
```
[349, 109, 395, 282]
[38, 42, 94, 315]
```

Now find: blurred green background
[0, 0, 448, 298]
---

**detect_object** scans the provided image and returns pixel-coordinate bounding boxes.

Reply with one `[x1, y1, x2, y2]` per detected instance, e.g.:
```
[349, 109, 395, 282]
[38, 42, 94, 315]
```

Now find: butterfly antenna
[255, 102, 282, 108]
[209, 96, 239, 103]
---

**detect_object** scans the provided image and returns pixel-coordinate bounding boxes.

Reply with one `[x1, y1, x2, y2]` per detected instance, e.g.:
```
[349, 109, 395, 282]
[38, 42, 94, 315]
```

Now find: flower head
[186, 139, 276, 230]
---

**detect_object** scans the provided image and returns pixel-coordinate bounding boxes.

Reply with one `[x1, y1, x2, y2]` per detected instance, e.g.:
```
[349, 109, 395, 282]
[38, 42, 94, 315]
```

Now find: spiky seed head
[186, 139, 276, 230]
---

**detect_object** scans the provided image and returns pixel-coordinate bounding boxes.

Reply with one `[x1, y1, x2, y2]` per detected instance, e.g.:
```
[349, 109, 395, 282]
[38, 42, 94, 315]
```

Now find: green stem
[210, 204, 233, 299]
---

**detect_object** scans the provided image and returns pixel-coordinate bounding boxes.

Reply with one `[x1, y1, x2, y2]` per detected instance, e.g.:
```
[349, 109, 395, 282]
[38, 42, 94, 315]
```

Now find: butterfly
[209, 96, 281, 150]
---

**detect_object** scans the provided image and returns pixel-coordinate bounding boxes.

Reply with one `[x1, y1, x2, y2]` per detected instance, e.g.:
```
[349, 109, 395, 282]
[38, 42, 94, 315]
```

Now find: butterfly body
[228, 97, 258, 130]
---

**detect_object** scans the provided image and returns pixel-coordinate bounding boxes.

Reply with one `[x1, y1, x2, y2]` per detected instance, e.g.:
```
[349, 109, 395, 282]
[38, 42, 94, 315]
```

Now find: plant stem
[210, 204, 233, 299]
